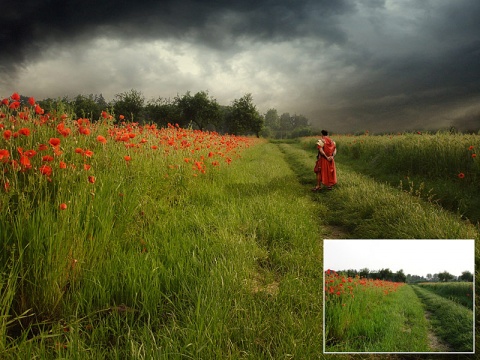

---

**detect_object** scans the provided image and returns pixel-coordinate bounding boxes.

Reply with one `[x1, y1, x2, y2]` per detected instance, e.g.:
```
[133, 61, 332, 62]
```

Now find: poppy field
[324, 269, 432, 353]
[1, 92, 479, 359]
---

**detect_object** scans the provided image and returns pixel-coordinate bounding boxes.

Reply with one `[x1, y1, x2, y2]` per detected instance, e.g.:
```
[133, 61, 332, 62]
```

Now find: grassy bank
[411, 285, 474, 352]
[325, 271, 430, 353]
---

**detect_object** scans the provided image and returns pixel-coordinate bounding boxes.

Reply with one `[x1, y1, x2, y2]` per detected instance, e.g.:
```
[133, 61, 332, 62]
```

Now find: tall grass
[417, 282, 474, 309]
[411, 285, 474, 352]
[325, 271, 430, 352]
[1, 96, 328, 358]
[298, 133, 480, 223]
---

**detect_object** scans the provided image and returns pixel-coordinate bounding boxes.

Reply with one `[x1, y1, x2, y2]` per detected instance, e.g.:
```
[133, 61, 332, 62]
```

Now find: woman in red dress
[313, 130, 337, 191]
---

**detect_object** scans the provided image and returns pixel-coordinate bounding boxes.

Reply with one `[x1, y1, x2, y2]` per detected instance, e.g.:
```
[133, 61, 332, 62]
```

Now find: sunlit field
[324, 270, 430, 352]
[1, 93, 478, 358]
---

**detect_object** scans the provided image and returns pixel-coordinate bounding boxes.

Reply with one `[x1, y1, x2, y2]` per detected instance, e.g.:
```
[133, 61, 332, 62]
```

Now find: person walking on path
[312, 130, 337, 191]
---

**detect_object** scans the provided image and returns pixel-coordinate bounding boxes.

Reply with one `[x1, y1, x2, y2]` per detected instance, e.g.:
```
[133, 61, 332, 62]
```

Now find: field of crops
[1, 93, 478, 359]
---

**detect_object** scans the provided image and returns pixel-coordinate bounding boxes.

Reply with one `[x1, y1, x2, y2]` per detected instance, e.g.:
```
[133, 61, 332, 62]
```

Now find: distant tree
[378, 268, 393, 281]
[359, 268, 370, 278]
[145, 97, 181, 126]
[426, 273, 432, 281]
[175, 91, 221, 131]
[264, 108, 280, 130]
[72, 94, 105, 120]
[437, 271, 454, 282]
[394, 269, 406, 283]
[459, 270, 473, 282]
[113, 89, 145, 122]
[225, 93, 263, 136]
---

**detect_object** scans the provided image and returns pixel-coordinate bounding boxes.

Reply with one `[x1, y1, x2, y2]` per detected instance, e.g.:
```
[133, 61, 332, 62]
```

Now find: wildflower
[42, 155, 54, 162]
[468, 146, 474, 151]
[35, 105, 44, 115]
[124, 155, 131, 162]
[83, 164, 91, 171]
[24, 150, 37, 158]
[28, 97, 35, 106]
[84, 150, 94, 158]
[9, 102, 20, 110]
[38, 144, 48, 151]
[75, 148, 84, 154]
[88, 176, 95, 184]
[97, 135, 107, 144]
[19, 128, 31, 136]
[59, 161, 67, 169]
[458, 172, 465, 179]
[59, 203, 67, 210]
[3, 130, 12, 140]
[11, 92, 20, 101]
[49, 138, 61, 147]
[39, 165, 52, 176]
[119, 114, 125, 120]
[472, 154, 477, 158]
[0, 149, 10, 162]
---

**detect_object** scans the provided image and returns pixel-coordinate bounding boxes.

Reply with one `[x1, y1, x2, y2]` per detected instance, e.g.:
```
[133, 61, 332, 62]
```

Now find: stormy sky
[1, 0, 479, 133]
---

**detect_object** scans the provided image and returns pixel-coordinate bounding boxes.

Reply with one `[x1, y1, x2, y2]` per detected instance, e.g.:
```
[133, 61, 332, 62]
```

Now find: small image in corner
[323, 239, 475, 355]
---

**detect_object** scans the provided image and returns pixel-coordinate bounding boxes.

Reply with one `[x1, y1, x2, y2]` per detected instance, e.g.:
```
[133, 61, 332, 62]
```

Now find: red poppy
[19, 128, 30, 136]
[1, 98, 9, 106]
[59, 161, 67, 169]
[28, 97, 35, 106]
[3, 130, 12, 140]
[472, 154, 477, 158]
[39, 165, 52, 176]
[84, 150, 94, 158]
[96, 135, 107, 144]
[59, 203, 68, 210]
[35, 105, 44, 115]
[9, 102, 20, 110]
[124, 155, 131, 162]
[458, 172, 465, 179]
[75, 148, 84, 154]
[88, 176, 96, 184]
[468, 146, 474, 151]
[11, 92, 20, 101]
[20, 155, 31, 169]
[0, 149, 10, 162]
[24, 149, 37, 158]
[49, 138, 61, 147]
[38, 144, 48, 151]
[84, 164, 91, 171]
[42, 155, 54, 162]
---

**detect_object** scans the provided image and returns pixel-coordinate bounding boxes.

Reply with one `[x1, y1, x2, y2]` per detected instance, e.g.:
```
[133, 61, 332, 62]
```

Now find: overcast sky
[324, 239, 475, 277]
[1, 0, 479, 133]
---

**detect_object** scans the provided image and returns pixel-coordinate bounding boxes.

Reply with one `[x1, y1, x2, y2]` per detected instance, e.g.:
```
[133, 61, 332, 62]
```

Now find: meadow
[1, 93, 479, 359]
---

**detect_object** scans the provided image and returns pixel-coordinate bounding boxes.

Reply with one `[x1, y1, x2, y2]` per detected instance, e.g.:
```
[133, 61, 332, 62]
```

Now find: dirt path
[423, 310, 452, 352]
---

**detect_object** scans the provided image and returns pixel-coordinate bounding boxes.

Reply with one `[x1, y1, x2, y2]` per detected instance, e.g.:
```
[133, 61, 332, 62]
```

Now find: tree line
[332, 268, 474, 284]
[33, 89, 314, 138]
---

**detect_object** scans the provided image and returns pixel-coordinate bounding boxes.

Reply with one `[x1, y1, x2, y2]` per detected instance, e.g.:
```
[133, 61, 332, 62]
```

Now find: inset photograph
[323, 239, 474, 354]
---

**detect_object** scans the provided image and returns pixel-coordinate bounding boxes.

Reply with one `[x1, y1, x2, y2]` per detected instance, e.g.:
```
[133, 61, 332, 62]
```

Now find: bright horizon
[324, 239, 475, 278]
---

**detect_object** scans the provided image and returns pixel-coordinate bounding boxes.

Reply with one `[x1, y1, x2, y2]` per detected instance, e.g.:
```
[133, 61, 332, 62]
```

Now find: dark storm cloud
[0, 0, 352, 73]
[1, 0, 480, 133]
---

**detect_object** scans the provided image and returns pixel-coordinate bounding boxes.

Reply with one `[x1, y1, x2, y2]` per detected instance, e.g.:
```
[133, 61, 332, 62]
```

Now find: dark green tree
[226, 93, 263, 136]
[145, 97, 181, 126]
[175, 91, 221, 131]
[458, 270, 473, 282]
[394, 269, 406, 283]
[113, 89, 145, 122]
[438, 271, 455, 282]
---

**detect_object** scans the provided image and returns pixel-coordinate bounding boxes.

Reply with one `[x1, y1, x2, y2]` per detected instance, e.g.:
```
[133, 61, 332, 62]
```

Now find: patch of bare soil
[424, 310, 452, 352]
[323, 224, 350, 239]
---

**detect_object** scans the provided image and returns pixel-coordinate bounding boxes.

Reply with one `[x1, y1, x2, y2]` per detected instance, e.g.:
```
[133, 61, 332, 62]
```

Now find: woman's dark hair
[321, 130, 328, 136]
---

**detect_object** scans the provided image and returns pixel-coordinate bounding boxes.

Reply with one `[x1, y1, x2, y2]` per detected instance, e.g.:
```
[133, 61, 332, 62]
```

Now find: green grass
[2, 106, 479, 360]
[411, 285, 474, 352]
[416, 282, 474, 309]
[325, 281, 430, 352]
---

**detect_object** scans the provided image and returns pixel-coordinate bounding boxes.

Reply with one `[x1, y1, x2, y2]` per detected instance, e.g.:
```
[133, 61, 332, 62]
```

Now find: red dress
[319, 137, 337, 187]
